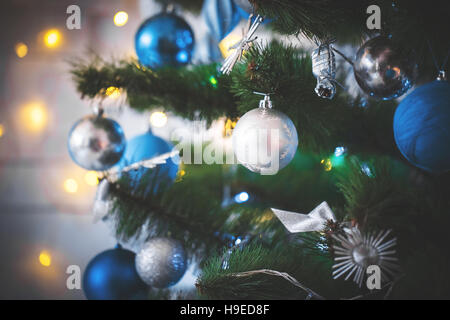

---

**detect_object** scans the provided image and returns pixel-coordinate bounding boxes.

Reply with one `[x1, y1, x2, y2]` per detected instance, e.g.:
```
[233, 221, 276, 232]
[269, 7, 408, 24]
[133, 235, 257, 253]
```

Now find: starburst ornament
[220, 14, 263, 74]
[332, 228, 399, 287]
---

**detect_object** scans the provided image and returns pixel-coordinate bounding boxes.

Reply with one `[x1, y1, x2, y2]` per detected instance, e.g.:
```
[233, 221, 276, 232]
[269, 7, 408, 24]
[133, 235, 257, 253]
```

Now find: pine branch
[70, 42, 400, 157]
[196, 243, 360, 299]
[253, 0, 369, 41]
[70, 58, 238, 124]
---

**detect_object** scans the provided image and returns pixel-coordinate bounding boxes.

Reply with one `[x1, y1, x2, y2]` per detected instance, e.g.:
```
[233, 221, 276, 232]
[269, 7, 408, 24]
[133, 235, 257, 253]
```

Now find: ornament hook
[253, 91, 273, 109]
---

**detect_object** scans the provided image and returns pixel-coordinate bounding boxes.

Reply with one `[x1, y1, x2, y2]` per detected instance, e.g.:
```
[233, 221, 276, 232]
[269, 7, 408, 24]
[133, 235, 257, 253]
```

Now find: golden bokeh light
[223, 118, 238, 137]
[84, 171, 99, 186]
[63, 178, 79, 193]
[20, 102, 49, 133]
[321, 158, 333, 172]
[114, 11, 129, 27]
[39, 251, 52, 267]
[105, 86, 121, 99]
[150, 111, 168, 128]
[43, 29, 62, 48]
[15, 42, 28, 58]
[0, 124, 4, 138]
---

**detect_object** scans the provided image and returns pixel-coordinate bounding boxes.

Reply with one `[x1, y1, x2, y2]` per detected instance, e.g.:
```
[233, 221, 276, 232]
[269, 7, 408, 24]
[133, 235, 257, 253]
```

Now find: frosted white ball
[232, 108, 298, 174]
[135, 238, 187, 288]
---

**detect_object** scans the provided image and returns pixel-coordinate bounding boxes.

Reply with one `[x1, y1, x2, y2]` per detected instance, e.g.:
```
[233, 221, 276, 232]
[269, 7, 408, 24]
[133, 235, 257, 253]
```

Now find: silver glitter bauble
[68, 112, 126, 171]
[233, 0, 253, 13]
[311, 44, 337, 99]
[353, 36, 417, 100]
[232, 95, 298, 175]
[135, 238, 187, 288]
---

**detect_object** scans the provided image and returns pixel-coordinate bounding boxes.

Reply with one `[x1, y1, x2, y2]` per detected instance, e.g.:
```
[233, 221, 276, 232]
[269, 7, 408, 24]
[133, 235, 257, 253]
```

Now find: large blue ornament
[393, 80, 450, 174]
[118, 130, 179, 194]
[83, 245, 148, 300]
[135, 13, 195, 69]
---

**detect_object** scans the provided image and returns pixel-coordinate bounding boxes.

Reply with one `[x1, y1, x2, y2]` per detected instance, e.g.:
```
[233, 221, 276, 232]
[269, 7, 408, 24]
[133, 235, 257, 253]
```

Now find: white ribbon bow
[271, 202, 336, 233]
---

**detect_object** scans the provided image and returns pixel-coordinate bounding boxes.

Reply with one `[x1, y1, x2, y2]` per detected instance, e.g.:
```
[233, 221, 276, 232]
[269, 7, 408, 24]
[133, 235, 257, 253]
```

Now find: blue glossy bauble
[135, 13, 195, 68]
[394, 80, 450, 174]
[83, 245, 148, 300]
[118, 130, 179, 194]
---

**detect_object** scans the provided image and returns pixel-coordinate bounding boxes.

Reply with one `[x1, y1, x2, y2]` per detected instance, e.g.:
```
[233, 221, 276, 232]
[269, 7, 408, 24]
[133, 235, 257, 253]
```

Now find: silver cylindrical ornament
[311, 44, 337, 99]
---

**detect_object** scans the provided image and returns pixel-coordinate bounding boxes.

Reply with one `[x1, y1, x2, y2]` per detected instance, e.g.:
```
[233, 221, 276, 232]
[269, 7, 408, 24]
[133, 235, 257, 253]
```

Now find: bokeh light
[0, 124, 4, 138]
[321, 158, 333, 172]
[84, 171, 99, 186]
[39, 251, 52, 267]
[20, 102, 49, 133]
[234, 191, 249, 203]
[105, 86, 121, 99]
[63, 178, 79, 193]
[334, 146, 347, 157]
[150, 111, 168, 128]
[114, 11, 129, 27]
[15, 42, 28, 58]
[43, 29, 62, 48]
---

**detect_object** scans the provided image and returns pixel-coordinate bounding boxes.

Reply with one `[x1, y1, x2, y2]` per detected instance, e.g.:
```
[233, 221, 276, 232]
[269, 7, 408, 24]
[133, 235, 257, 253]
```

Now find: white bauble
[232, 107, 298, 174]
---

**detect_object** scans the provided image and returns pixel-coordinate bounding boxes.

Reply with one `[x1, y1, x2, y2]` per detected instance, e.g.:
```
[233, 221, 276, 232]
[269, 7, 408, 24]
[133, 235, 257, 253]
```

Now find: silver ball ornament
[135, 238, 187, 288]
[353, 36, 417, 100]
[68, 112, 126, 171]
[232, 95, 298, 174]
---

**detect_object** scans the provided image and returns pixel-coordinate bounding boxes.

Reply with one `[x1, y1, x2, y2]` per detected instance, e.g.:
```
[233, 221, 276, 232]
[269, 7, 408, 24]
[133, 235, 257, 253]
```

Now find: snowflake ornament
[332, 227, 399, 287]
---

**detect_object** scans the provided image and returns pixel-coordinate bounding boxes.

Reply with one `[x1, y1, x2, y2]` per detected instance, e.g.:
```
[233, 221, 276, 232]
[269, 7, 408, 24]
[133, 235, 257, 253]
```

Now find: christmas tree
[70, 0, 450, 300]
